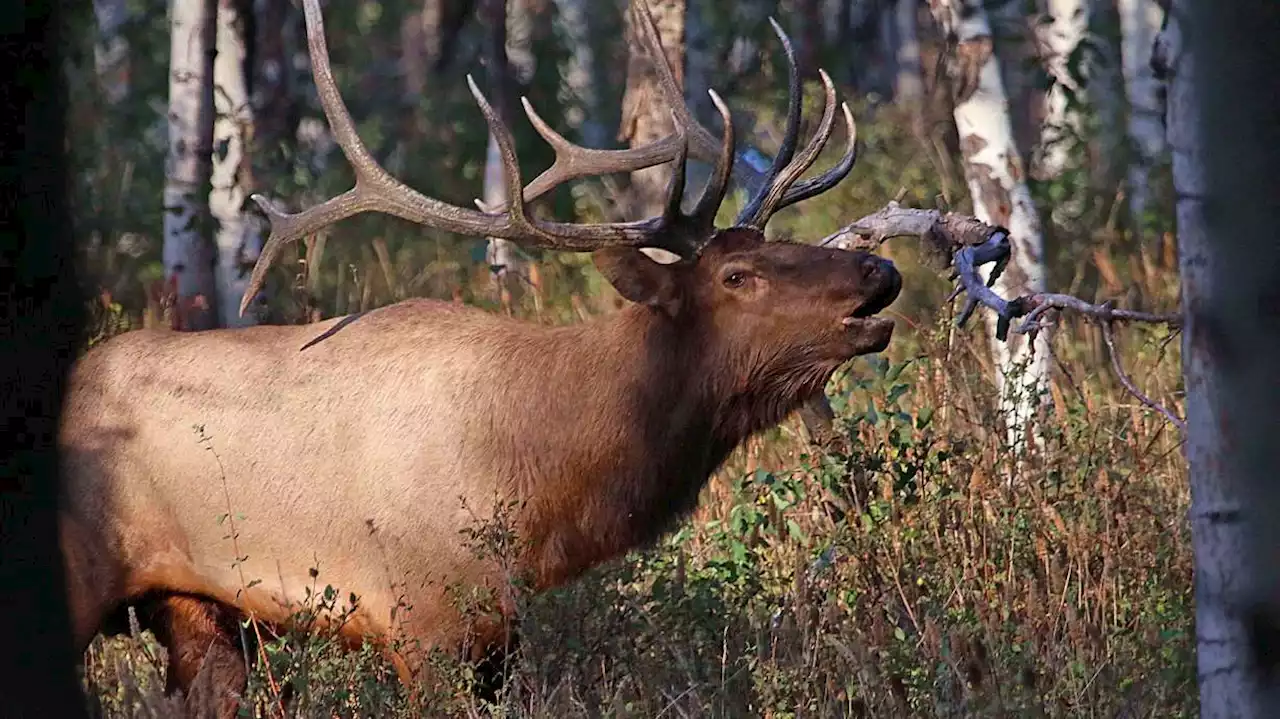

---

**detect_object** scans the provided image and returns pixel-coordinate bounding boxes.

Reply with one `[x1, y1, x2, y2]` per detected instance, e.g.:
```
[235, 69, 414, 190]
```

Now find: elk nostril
[861, 257, 882, 280]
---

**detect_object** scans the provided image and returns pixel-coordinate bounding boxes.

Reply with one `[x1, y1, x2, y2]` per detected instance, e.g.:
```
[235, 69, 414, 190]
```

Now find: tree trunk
[93, 0, 130, 105]
[164, 0, 219, 330]
[481, 0, 523, 307]
[0, 3, 90, 714]
[929, 0, 1051, 454]
[1166, 0, 1280, 714]
[551, 0, 608, 150]
[211, 0, 261, 327]
[895, 0, 925, 105]
[620, 0, 685, 218]
[1034, 0, 1088, 180]
[1118, 0, 1165, 236]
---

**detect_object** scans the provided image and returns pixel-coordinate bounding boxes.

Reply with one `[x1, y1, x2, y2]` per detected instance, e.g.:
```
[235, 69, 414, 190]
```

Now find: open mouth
[840, 272, 903, 327]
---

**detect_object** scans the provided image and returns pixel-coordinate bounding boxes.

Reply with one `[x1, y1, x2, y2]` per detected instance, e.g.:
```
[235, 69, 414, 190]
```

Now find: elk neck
[490, 302, 838, 590]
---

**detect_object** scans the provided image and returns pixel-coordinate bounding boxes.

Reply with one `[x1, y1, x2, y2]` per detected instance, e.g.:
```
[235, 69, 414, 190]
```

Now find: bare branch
[820, 200, 1185, 434]
[822, 200, 1181, 338]
[1099, 314, 1187, 433]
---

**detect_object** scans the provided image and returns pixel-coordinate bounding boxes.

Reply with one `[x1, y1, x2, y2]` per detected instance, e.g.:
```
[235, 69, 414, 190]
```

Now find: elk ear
[592, 247, 682, 316]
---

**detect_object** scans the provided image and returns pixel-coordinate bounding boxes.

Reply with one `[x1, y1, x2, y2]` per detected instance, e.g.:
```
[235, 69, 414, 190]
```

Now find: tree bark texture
[481, 0, 522, 301]
[164, 0, 219, 330]
[1035, 0, 1088, 180]
[1119, 0, 1166, 234]
[929, 0, 1051, 453]
[211, 0, 262, 327]
[620, 0, 685, 218]
[0, 2, 90, 714]
[1166, 0, 1280, 714]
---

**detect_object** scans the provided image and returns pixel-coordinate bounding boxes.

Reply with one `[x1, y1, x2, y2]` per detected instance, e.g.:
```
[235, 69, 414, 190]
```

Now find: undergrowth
[81, 304, 1194, 717]
[76, 101, 1193, 716]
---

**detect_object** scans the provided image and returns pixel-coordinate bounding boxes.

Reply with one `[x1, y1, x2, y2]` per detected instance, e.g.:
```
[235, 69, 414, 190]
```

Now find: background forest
[70, 0, 1190, 716]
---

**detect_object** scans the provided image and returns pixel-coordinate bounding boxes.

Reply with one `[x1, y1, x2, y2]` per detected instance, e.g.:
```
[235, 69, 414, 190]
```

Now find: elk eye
[723, 271, 747, 288]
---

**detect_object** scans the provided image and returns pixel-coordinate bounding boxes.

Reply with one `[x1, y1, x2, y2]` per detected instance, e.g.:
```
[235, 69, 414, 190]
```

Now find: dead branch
[820, 200, 1186, 433]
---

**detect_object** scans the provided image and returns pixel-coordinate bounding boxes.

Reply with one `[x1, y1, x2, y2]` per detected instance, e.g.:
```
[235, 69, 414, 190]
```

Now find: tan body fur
[60, 232, 901, 711]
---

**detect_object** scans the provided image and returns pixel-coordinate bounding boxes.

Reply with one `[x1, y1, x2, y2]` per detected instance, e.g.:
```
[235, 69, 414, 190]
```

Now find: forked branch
[821, 201, 1185, 432]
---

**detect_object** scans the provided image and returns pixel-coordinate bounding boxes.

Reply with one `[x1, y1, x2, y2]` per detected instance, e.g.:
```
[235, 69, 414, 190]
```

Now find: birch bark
[929, 0, 1051, 453]
[1035, 0, 1088, 180]
[1118, 0, 1166, 235]
[163, 0, 219, 330]
[620, 0, 685, 218]
[210, 0, 262, 327]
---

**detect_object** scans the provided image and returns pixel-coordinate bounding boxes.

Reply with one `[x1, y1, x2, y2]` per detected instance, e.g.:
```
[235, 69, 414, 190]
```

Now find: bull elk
[58, 0, 901, 713]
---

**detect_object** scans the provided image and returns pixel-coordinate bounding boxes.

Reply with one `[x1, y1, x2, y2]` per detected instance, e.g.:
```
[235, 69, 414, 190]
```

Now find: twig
[1099, 316, 1187, 433]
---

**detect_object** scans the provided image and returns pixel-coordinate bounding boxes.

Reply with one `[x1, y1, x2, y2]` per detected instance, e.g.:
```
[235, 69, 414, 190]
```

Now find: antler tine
[776, 102, 858, 210]
[466, 75, 532, 224]
[737, 69, 840, 230]
[476, 97, 688, 212]
[689, 90, 736, 234]
[661, 111, 691, 224]
[478, 0, 728, 215]
[733, 17, 804, 226]
[630, 0, 722, 164]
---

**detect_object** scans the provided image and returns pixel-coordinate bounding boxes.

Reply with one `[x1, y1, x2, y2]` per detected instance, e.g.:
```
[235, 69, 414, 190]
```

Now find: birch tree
[928, 0, 1051, 453]
[895, 0, 924, 105]
[1118, 0, 1166, 235]
[1162, 0, 1280, 713]
[163, 0, 219, 330]
[1035, 0, 1088, 181]
[620, 0, 685, 218]
[210, 0, 262, 327]
[480, 0, 524, 306]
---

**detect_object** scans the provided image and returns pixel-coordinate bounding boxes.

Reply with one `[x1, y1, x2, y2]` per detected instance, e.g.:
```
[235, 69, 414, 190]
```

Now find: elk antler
[478, 4, 859, 233]
[240, 0, 861, 318]
[240, 0, 735, 317]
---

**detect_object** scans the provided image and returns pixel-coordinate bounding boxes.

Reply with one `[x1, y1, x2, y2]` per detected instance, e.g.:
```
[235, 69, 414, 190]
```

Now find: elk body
[59, 1, 901, 714]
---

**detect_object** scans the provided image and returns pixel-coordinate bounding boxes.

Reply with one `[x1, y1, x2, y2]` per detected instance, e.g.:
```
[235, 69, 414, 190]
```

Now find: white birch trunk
[895, 0, 924, 104]
[163, 0, 219, 331]
[93, 0, 130, 105]
[1035, 0, 1088, 180]
[930, 0, 1051, 454]
[210, 0, 261, 327]
[1118, 0, 1166, 234]
[482, 0, 529, 295]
